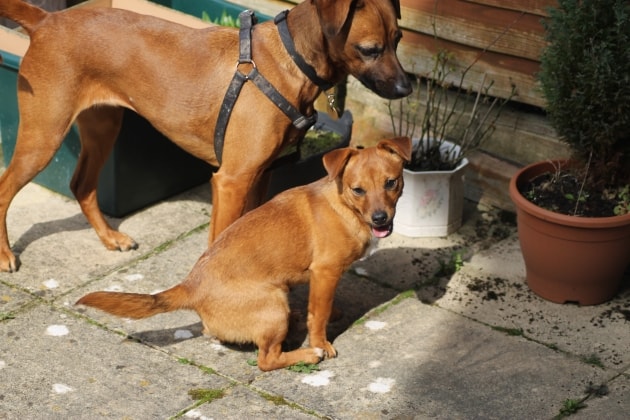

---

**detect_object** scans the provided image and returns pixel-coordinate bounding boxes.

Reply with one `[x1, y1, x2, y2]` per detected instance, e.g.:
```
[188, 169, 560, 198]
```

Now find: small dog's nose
[371, 211, 389, 226]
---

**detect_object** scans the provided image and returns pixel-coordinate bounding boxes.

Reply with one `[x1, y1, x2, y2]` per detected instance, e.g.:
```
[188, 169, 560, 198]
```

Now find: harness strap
[213, 10, 318, 165]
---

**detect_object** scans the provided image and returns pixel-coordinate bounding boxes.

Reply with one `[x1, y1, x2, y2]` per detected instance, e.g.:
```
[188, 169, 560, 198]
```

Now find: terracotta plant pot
[509, 160, 630, 305]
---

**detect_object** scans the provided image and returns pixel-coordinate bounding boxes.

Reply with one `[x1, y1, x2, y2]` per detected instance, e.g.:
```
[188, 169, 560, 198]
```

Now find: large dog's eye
[356, 45, 383, 60]
[384, 178, 398, 190]
[351, 186, 366, 196]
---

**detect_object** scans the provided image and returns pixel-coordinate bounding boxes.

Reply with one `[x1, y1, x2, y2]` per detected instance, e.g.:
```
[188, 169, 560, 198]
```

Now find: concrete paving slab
[251, 298, 608, 419]
[431, 234, 630, 370]
[573, 372, 630, 419]
[1, 179, 628, 420]
[2, 183, 210, 299]
[0, 303, 229, 419]
[0, 282, 34, 313]
[183, 385, 319, 419]
[353, 204, 517, 294]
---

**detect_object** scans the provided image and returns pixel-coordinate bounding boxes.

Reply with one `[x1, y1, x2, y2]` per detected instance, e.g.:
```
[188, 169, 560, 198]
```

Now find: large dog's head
[323, 137, 411, 238]
[314, 0, 412, 99]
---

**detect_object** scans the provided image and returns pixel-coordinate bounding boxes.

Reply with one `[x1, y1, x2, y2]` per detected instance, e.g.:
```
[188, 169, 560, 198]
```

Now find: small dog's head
[323, 137, 411, 238]
[314, 0, 412, 99]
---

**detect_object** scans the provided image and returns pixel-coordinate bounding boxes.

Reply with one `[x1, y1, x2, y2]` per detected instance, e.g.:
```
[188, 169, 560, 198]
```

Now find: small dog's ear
[313, 0, 353, 38]
[323, 147, 356, 180]
[377, 137, 412, 163]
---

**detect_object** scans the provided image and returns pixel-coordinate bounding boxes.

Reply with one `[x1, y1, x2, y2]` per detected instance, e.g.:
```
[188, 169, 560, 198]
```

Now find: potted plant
[389, 49, 513, 237]
[509, 0, 630, 305]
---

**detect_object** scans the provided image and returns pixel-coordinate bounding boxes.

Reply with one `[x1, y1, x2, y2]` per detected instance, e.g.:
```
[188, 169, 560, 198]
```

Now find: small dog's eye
[352, 187, 366, 196]
[384, 179, 398, 190]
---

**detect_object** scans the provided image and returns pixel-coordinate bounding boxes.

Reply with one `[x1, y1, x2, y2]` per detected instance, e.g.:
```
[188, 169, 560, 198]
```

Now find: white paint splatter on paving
[0, 360, 6, 369]
[210, 342, 227, 352]
[174, 329, 193, 340]
[365, 320, 387, 331]
[46, 325, 69, 336]
[124, 273, 144, 282]
[184, 409, 212, 420]
[43, 279, 59, 289]
[104, 284, 123, 292]
[368, 360, 382, 368]
[52, 383, 74, 394]
[301, 370, 335, 387]
[367, 377, 395, 394]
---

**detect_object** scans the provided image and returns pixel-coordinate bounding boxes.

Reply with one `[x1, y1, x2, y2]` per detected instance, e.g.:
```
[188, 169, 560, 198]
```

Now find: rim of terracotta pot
[509, 159, 630, 228]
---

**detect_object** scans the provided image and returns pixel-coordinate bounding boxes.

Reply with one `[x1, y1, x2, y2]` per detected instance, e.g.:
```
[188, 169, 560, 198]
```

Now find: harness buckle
[235, 59, 256, 78]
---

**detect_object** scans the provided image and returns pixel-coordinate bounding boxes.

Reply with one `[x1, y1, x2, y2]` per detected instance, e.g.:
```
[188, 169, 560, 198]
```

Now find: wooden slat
[400, 0, 546, 61]
[344, 76, 564, 165]
[464, 0, 556, 17]
[399, 30, 544, 108]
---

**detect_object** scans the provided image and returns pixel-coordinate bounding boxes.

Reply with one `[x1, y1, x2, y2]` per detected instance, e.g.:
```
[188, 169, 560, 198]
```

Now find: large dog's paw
[0, 248, 19, 272]
[101, 231, 139, 252]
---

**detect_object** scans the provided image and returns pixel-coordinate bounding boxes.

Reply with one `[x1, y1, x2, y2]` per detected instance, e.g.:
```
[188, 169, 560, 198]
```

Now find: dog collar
[274, 10, 336, 92]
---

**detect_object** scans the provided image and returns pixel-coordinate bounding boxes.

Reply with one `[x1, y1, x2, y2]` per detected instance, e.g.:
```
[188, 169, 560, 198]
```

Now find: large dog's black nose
[394, 76, 413, 98]
[372, 211, 389, 226]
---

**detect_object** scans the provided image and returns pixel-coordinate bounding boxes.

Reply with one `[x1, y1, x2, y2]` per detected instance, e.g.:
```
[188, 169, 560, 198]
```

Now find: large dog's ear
[313, 0, 354, 38]
[323, 147, 357, 180]
[377, 137, 412, 163]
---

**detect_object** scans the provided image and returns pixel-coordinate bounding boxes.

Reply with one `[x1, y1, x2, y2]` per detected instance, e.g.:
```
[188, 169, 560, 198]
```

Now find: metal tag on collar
[324, 87, 340, 119]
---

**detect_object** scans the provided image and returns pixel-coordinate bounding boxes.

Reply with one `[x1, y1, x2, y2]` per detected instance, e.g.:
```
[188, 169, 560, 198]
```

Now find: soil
[519, 172, 618, 217]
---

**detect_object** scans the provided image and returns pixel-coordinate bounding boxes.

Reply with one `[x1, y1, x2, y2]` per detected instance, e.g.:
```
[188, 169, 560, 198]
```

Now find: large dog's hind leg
[73, 106, 138, 252]
[0, 113, 72, 271]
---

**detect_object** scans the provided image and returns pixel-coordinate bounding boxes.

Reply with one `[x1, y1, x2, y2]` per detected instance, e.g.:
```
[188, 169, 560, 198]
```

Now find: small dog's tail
[0, 0, 48, 34]
[76, 284, 192, 319]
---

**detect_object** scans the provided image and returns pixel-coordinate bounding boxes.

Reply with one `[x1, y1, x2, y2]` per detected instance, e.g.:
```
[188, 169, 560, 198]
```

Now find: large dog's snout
[394, 76, 413, 98]
[363, 72, 413, 99]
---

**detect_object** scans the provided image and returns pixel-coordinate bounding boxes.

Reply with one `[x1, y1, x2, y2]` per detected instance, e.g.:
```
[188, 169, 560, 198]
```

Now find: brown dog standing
[0, 0, 411, 272]
[76, 137, 411, 371]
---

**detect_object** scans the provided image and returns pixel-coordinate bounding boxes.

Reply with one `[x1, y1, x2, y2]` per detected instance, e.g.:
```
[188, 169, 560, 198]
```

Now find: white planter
[394, 139, 469, 237]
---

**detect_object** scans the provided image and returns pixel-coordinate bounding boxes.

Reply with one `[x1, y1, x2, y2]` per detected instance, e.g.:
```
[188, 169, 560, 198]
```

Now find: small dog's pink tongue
[372, 225, 391, 238]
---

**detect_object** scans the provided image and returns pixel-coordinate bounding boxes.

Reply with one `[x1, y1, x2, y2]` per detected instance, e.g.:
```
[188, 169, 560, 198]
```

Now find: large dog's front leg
[307, 268, 342, 359]
[209, 167, 263, 243]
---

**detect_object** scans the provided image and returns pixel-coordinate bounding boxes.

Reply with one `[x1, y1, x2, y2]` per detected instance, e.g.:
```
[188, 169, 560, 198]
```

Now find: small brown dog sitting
[77, 137, 411, 371]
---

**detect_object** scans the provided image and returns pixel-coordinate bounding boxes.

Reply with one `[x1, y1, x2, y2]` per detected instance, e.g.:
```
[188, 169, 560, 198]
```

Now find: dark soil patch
[519, 172, 618, 217]
[466, 277, 509, 301]
[591, 303, 630, 326]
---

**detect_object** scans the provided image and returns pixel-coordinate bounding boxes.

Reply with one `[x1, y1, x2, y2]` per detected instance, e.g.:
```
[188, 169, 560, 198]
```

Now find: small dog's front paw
[313, 347, 325, 360]
[322, 341, 337, 359]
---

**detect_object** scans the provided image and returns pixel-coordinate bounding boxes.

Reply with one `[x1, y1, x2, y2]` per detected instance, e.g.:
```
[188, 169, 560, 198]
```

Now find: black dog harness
[213, 10, 335, 164]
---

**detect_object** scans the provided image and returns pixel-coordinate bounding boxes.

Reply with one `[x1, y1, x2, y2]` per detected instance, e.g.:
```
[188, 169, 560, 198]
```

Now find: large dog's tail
[0, 0, 48, 34]
[76, 284, 192, 319]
